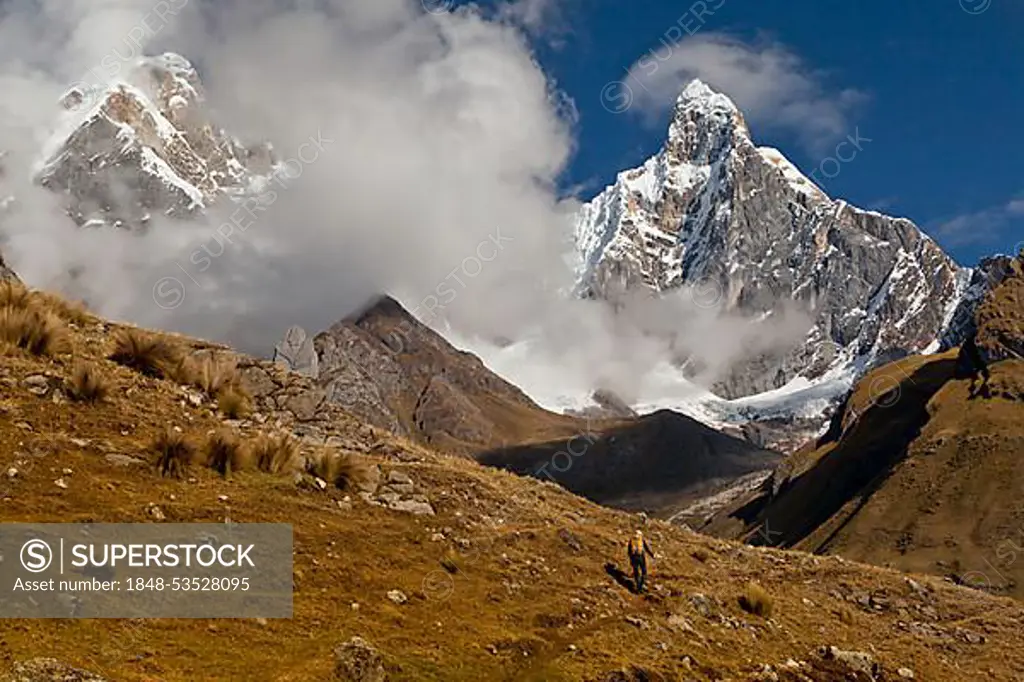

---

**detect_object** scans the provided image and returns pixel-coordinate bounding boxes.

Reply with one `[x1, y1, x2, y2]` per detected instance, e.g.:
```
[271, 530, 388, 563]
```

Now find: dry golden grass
[0, 281, 92, 326]
[204, 429, 250, 477]
[109, 328, 183, 379]
[250, 432, 300, 474]
[2, 313, 1024, 681]
[307, 449, 375, 491]
[33, 291, 93, 326]
[0, 281, 33, 309]
[151, 428, 197, 479]
[67, 362, 111, 403]
[178, 354, 242, 396]
[739, 581, 774, 618]
[0, 305, 70, 357]
[216, 386, 251, 419]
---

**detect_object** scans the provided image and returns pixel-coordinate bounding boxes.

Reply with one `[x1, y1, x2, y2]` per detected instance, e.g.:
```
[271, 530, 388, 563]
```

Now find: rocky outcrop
[575, 79, 972, 400]
[272, 326, 319, 377]
[362, 469, 435, 516]
[236, 356, 405, 458]
[971, 256, 1024, 363]
[0, 250, 17, 282]
[0, 658, 107, 681]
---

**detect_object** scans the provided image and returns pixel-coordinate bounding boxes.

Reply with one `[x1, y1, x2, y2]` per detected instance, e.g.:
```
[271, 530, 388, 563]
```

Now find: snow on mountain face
[34, 53, 276, 231]
[575, 79, 974, 401]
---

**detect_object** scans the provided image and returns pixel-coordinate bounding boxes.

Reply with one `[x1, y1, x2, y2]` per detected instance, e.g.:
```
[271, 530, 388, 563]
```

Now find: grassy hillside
[0, 283, 1023, 680]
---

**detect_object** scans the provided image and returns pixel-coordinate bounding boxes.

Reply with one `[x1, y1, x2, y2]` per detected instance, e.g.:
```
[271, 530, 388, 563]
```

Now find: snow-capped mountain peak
[34, 52, 275, 231]
[666, 79, 750, 165]
[675, 78, 739, 112]
[575, 79, 979, 416]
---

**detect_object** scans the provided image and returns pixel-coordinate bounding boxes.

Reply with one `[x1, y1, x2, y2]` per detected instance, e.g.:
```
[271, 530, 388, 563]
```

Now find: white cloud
[624, 33, 867, 153]
[498, 0, 569, 40]
[0, 0, 583, 347]
[931, 194, 1024, 248]
[0, 0, 818, 405]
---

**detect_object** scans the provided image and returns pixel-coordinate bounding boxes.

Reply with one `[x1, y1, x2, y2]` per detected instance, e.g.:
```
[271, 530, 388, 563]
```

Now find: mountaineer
[627, 530, 655, 594]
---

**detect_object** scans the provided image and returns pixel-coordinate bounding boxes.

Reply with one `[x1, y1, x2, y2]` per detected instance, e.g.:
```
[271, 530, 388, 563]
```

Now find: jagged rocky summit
[574, 79, 980, 401]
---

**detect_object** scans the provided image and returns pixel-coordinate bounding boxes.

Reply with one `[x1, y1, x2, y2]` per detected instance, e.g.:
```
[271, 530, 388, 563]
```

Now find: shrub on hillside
[217, 386, 251, 419]
[251, 432, 300, 474]
[204, 429, 250, 477]
[178, 354, 242, 396]
[739, 582, 774, 618]
[34, 291, 92, 326]
[152, 428, 197, 478]
[0, 282, 92, 326]
[0, 305, 70, 357]
[306, 449, 375, 491]
[109, 329, 183, 379]
[67, 362, 111, 403]
[0, 281, 33, 309]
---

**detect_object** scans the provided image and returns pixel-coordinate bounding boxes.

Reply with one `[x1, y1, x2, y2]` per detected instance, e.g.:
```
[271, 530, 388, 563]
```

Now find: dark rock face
[575, 80, 972, 400]
[477, 408, 781, 517]
[565, 389, 639, 420]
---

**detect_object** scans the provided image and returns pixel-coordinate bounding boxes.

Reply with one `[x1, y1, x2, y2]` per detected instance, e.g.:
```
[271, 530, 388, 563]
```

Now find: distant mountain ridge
[0, 57, 1005, 451]
[276, 295, 781, 515]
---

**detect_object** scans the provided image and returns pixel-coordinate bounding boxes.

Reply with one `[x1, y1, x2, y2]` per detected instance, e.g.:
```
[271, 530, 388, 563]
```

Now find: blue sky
[459, 0, 1022, 266]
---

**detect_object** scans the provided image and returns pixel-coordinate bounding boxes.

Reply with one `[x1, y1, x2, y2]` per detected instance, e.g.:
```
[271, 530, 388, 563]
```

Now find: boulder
[332, 637, 386, 682]
[282, 389, 326, 421]
[819, 646, 880, 678]
[273, 326, 319, 378]
[388, 499, 435, 516]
